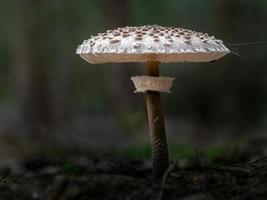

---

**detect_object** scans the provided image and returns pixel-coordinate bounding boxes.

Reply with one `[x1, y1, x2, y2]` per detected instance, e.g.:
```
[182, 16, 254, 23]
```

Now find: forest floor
[0, 153, 267, 200]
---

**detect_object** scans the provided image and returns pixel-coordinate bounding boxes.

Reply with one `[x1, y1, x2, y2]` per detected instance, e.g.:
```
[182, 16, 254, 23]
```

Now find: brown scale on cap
[199, 37, 205, 42]
[154, 38, 160, 42]
[135, 36, 143, 41]
[183, 31, 189, 35]
[94, 36, 101, 40]
[110, 39, 120, 44]
[200, 35, 209, 42]
[184, 40, 191, 44]
[152, 30, 160, 34]
[89, 42, 95, 47]
[141, 31, 147, 35]
[113, 32, 121, 36]
[142, 27, 149, 31]
[183, 35, 192, 44]
[164, 43, 171, 47]
[122, 34, 130, 38]
[188, 31, 194, 34]
[184, 35, 192, 39]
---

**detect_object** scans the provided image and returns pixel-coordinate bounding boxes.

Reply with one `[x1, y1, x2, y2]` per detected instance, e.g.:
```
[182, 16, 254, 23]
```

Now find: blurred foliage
[117, 142, 152, 160]
[117, 142, 238, 163]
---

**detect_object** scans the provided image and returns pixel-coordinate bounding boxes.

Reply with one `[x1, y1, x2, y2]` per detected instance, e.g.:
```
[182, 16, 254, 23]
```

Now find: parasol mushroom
[76, 25, 229, 180]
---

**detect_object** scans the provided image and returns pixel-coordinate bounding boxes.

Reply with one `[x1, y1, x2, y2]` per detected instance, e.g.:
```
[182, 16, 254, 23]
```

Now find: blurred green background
[0, 0, 267, 161]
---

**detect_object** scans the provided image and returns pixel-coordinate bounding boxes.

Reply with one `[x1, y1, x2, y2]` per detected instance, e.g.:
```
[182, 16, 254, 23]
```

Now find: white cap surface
[77, 25, 229, 64]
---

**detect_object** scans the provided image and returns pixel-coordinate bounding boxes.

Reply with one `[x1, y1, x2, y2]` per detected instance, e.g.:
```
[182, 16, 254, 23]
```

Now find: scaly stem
[146, 61, 169, 181]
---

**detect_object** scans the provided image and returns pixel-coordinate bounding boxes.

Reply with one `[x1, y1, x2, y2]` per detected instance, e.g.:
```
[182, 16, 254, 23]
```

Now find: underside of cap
[80, 52, 228, 64]
[77, 25, 230, 64]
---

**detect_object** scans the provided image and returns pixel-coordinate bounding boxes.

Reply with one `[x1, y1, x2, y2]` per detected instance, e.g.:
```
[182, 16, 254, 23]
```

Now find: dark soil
[0, 154, 267, 200]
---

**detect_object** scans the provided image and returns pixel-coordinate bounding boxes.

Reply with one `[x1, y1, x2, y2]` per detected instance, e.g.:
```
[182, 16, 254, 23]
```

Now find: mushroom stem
[146, 61, 169, 181]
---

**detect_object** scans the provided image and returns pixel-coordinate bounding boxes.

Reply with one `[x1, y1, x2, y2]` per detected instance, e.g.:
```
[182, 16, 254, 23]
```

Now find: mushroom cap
[76, 25, 229, 64]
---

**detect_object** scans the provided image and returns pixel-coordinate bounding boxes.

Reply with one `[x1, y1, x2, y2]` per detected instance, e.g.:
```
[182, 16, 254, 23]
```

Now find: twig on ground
[12, 153, 56, 183]
[249, 155, 267, 166]
[157, 162, 177, 200]
[212, 164, 251, 174]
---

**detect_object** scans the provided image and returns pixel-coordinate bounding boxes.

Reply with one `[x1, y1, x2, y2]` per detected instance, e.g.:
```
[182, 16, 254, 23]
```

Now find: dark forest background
[0, 0, 267, 161]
